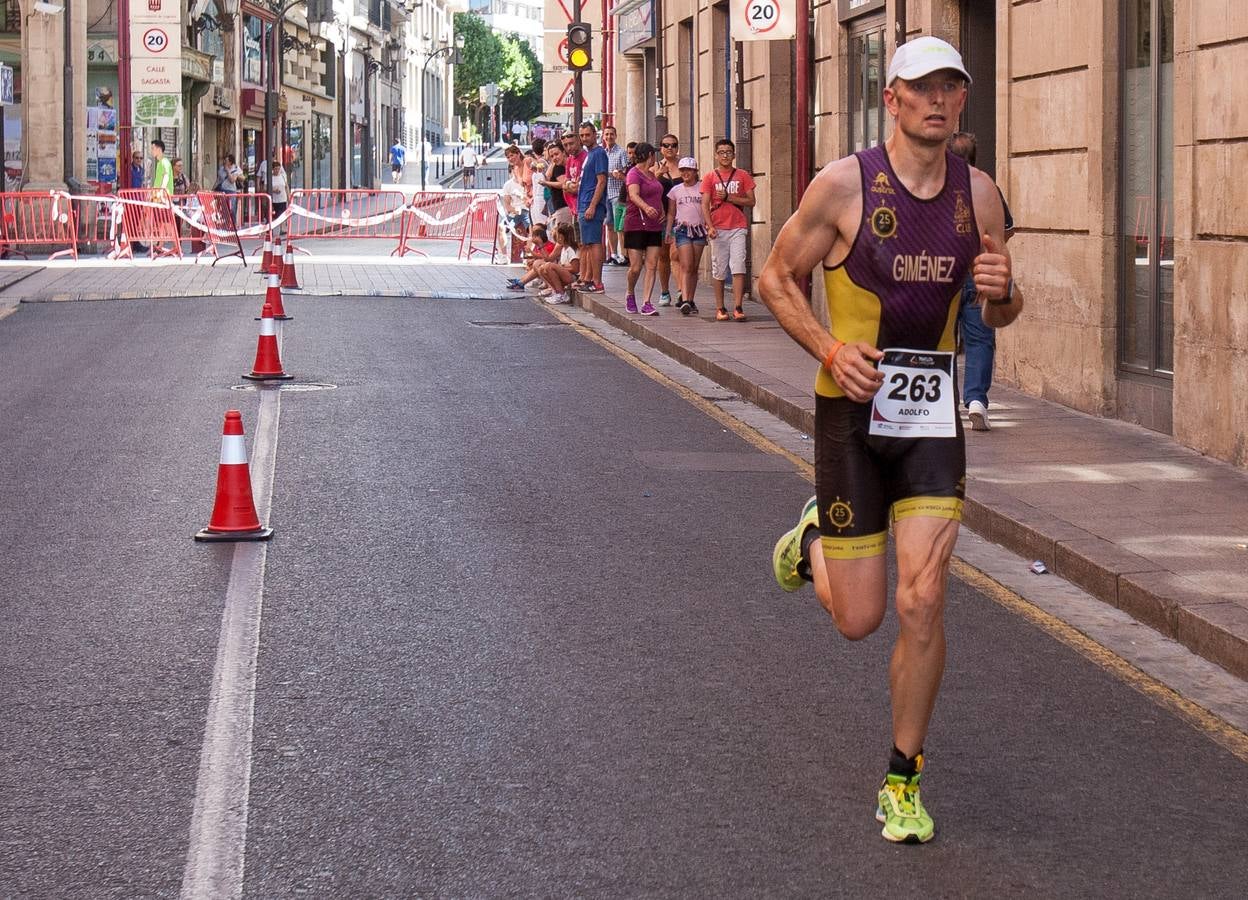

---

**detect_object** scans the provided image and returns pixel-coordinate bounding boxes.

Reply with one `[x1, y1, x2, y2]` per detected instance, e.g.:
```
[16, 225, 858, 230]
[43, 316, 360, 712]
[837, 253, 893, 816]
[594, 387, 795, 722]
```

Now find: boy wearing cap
[666, 157, 707, 316]
[760, 36, 1023, 844]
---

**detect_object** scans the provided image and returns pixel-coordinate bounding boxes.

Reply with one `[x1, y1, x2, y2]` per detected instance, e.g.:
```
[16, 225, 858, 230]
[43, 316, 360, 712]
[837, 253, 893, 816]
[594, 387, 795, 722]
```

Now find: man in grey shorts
[603, 125, 628, 264]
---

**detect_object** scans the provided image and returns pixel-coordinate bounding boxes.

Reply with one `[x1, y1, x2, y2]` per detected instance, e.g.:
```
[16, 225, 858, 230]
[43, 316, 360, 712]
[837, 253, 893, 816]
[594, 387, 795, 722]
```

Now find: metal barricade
[0, 192, 80, 260]
[232, 192, 273, 241]
[286, 189, 407, 243]
[460, 196, 500, 263]
[172, 192, 247, 265]
[393, 192, 477, 258]
[116, 189, 183, 258]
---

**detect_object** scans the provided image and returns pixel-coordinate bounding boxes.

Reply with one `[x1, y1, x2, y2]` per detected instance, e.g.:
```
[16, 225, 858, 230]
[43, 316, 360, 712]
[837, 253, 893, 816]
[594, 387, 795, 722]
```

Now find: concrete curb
[573, 290, 1248, 681]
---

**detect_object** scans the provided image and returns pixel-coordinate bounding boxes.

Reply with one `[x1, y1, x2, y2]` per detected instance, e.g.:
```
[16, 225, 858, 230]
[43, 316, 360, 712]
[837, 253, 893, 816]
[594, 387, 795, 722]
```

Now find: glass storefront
[286, 123, 304, 189]
[313, 112, 332, 189]
[352, 122, 363, 188]
[1118, 0, 1174, 376]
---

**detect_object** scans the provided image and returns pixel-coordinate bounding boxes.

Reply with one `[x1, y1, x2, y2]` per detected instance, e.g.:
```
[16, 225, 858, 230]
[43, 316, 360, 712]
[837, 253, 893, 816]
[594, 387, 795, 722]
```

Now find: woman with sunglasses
[623, 143, 665, 315]
[651, 134, 683, 306]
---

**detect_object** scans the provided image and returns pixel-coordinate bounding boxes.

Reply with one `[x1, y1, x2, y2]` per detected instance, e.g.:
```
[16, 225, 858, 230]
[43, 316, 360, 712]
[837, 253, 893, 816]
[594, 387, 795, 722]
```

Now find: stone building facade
[611, 0, 1248, 467]
[0, 0, 463, 196]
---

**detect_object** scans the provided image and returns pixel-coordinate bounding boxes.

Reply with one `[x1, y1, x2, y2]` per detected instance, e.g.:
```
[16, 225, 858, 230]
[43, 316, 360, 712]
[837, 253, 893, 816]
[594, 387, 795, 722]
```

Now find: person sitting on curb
[506, 224, 557, 292]
[535, 222, 580, 305]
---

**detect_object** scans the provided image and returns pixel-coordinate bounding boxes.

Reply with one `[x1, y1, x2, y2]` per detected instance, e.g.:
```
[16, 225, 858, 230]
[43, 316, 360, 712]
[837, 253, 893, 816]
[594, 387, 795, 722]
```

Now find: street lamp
[419, 32, 465, 191]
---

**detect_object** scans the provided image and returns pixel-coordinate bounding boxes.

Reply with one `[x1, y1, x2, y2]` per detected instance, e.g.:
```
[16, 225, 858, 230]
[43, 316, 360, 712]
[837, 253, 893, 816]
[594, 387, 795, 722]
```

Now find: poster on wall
[87, 106, 119, 191]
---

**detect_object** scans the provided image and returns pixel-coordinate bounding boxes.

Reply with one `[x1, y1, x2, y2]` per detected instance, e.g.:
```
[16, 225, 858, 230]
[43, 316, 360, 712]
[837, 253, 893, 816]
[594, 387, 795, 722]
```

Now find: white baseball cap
[886, 36, 972, 86]
[677, 156, 698, 170]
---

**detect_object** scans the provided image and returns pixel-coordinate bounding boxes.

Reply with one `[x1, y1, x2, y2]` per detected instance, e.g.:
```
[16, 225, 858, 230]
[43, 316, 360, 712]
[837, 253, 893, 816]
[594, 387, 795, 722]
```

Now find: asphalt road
[1, 289, 1245, 898]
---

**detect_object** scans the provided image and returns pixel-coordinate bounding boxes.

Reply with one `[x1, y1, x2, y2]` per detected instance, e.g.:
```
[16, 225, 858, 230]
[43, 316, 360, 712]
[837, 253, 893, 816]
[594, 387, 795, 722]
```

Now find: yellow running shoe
[875, 755, 935, 844]
[771, 496, 820, 592]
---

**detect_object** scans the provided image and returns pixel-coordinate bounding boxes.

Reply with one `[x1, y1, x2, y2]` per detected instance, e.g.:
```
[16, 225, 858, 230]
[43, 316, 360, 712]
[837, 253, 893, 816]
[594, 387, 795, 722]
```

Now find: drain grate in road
[468, 320, 566, 330]
[231, 382, 338, 392]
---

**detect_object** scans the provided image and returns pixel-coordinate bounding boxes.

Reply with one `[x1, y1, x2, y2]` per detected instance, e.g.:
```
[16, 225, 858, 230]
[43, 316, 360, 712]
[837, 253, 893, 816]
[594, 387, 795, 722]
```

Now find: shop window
[196, 1, 226, 63]
[847, 17, 886, 153]
[243, 15, 264, 85]
[1, 0, 18, 33]
[322, 45, 336, 97]
[1118, 0, 1174, 376]
[313, 112, 333, 188]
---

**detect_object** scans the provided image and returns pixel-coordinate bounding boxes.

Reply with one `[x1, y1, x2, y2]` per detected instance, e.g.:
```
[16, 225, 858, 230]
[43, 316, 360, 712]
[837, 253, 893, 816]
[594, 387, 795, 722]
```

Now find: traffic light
[567, 22, 592, 72]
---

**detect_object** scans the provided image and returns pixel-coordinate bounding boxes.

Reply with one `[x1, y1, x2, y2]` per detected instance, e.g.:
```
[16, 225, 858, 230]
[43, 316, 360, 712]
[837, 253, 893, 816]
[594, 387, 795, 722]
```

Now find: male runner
[760, 36, 1023, 844]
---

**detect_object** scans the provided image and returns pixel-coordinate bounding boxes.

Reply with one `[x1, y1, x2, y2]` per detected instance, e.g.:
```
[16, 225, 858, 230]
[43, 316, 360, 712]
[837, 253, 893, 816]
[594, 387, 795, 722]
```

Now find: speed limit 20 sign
[729, 0, 796, 42]
[142, 27, 171, 54]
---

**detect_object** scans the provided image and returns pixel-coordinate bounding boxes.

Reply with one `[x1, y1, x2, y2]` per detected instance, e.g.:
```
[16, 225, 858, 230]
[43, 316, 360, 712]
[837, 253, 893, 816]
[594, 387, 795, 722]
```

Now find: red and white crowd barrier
[0, 188, 509, 263]
[0, 192, 80, 260]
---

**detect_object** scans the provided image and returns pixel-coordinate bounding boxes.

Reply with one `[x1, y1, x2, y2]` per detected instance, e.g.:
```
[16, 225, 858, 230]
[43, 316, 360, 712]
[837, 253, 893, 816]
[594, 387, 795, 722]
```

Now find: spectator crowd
[500, 123, 755, 320]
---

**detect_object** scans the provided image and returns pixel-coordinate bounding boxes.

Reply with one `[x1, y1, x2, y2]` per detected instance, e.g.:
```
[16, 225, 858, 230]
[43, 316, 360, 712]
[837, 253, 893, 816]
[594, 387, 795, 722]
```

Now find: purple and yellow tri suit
[815, 145, 980, 560]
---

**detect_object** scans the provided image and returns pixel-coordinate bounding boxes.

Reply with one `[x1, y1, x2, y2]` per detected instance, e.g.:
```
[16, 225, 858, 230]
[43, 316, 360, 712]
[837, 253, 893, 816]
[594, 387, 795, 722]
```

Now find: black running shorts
[815, 394, 965, 560]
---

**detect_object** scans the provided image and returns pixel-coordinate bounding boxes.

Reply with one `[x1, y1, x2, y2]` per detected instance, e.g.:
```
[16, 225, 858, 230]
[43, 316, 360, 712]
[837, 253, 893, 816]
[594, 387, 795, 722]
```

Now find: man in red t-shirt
[700, 138, 756, 321]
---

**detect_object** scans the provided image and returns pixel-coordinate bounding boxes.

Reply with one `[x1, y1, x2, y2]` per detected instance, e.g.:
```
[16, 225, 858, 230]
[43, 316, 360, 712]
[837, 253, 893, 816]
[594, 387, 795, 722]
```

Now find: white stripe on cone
[259, 317, 276, 337]
[219, 434, 248, 465]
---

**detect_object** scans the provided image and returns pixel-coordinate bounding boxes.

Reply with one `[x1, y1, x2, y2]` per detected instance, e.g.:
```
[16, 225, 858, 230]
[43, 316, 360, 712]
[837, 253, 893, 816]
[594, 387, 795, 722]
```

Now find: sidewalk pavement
[568, 264, 1248, 681]
[0, 257, 513, 307]
[2, 257, 1244, 681]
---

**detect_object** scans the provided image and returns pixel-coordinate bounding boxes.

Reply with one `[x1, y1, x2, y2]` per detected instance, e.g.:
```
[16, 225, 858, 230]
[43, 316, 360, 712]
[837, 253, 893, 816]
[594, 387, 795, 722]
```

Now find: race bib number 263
[869, 349, 957, 438]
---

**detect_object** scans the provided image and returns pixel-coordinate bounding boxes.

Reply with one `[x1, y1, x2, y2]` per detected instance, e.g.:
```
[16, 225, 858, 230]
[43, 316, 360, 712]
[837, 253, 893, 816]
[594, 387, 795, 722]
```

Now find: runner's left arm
[970, 168, 1023, 329]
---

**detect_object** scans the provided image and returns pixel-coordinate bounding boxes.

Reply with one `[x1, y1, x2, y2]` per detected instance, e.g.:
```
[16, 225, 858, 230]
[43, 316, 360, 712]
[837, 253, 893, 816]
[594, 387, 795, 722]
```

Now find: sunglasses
[660, 142, 678, 149]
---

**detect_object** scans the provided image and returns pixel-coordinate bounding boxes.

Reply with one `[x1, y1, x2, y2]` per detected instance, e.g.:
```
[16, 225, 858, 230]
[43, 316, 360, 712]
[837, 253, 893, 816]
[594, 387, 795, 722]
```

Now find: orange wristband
[823, 341, 845, 372]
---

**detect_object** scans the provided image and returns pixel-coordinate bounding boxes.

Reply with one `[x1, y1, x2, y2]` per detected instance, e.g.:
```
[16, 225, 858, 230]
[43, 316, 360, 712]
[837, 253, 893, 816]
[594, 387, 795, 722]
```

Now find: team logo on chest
[870, 204, 898, 240]
[870, 172, 896, 195]
[953, 190, 973, 235]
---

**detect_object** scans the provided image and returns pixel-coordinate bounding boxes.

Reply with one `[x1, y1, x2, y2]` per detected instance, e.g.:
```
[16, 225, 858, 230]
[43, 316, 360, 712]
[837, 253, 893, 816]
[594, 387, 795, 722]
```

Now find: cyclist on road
[760, 36, 1024, 845]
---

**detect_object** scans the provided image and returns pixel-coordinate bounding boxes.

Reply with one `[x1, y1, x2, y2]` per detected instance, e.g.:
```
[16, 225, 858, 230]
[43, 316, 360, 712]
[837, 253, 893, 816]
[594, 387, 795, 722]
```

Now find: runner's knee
[894, 579, 945, 643]
[818, 577, 886, 640]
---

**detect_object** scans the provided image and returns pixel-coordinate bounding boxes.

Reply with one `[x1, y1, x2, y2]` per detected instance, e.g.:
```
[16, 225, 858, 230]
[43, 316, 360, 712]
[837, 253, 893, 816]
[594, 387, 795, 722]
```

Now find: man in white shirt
[461, 145, 479, 189]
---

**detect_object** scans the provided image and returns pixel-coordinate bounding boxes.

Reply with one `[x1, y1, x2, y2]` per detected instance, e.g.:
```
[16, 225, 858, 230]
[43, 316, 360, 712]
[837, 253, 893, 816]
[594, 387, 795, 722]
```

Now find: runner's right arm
[758, 157, 885, 403]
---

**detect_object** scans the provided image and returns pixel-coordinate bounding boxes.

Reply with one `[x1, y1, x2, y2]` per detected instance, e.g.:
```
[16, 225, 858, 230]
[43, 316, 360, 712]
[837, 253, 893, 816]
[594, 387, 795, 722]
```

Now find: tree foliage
[499, 35, 543, 126]
[452, 13, 504, 118]
[452, 15, 544, 133]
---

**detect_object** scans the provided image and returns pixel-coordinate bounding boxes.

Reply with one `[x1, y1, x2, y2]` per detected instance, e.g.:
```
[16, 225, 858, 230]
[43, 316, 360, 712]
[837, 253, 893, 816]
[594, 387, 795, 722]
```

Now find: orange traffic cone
[242, 303, 294, 381]
[258, 271, 291, 321]
[279, 242, 301, 290]
[266, 235, 284, 275]
[194, 410, 274, 542]
[258, 234, 273, 274]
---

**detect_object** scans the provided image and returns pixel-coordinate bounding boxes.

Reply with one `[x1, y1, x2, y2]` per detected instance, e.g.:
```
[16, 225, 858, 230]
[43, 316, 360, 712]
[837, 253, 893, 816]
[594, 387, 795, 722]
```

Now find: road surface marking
[180, 388, 280, 899]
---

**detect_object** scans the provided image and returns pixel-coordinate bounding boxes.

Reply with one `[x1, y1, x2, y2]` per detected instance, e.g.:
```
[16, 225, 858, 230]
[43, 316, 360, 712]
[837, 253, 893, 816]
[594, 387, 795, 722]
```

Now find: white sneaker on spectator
[967, 400, 991, 431]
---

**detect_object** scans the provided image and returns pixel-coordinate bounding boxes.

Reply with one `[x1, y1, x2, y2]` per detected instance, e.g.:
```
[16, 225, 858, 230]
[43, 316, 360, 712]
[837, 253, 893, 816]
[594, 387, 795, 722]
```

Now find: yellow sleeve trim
[822, 531, 888, 560]
[891, 496, 964, 523]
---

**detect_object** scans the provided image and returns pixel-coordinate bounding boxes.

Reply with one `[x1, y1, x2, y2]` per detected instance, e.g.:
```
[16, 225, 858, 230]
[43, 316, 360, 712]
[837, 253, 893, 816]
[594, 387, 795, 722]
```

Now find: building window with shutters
[1118, 0, 1175, 377]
